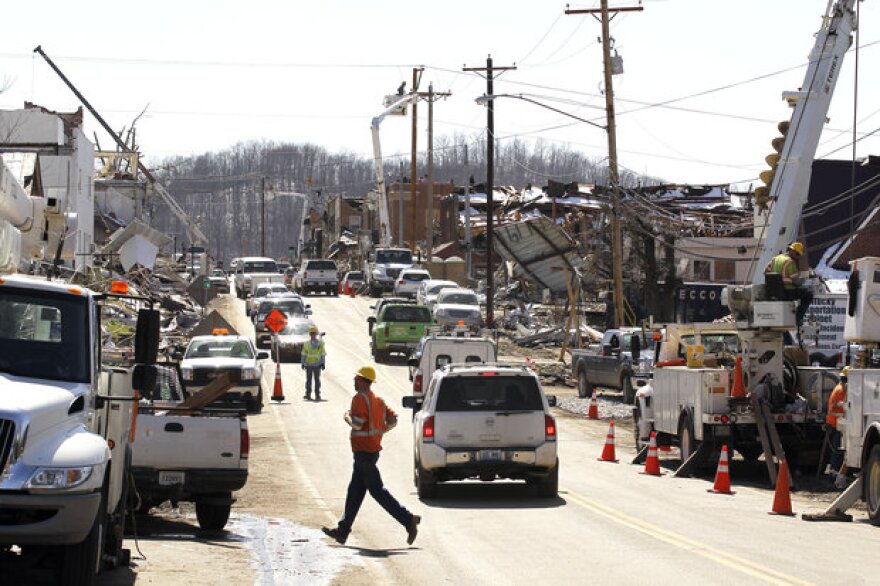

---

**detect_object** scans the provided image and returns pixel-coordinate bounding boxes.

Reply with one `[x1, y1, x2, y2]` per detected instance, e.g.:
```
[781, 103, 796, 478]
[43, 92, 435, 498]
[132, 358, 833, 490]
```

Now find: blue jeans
[830, 429, 845, 474]
[305, 366, 321, 397]
[337, 451, 413, 537]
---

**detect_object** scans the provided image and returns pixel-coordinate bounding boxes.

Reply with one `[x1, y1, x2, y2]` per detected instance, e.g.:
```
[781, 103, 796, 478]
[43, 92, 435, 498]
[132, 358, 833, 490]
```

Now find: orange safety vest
[826, 382, 846, 428]
[349, 389, 396, 453]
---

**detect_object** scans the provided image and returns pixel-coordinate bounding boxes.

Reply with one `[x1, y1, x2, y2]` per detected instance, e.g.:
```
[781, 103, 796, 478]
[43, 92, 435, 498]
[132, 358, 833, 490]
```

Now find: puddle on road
[229, 514, 363, 585]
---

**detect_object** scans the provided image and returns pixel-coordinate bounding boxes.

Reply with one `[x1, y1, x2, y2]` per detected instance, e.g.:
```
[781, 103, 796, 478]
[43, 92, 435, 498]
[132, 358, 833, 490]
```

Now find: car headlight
[241, 368, 258, 380]
[27, 466, 93, 489]
[181, 367, 193, 381]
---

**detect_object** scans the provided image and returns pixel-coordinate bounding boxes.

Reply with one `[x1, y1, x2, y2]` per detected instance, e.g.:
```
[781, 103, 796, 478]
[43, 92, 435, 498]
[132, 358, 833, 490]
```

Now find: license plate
[392, 326, 407, 336]
[158, 471, 185, 486]
[479, 450, 503, 462]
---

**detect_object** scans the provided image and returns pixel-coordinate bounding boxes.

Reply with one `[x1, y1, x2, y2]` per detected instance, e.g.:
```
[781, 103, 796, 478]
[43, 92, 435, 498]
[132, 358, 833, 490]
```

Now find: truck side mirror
[135, 309, 161, 365]
[546, 395, 557, 407]
[367, 316, 376, 335]
[631, 336, 641, 361]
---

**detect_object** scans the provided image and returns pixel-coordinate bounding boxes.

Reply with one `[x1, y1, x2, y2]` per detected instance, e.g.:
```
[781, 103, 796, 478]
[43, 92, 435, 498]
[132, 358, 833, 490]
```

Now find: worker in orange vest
[322, 366, 421, 545]
[826, 366, 848, 487]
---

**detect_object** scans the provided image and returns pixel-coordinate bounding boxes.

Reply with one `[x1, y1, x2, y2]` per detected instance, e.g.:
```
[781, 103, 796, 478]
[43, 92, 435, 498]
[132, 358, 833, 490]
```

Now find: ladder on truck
[750, 394, 794, 488]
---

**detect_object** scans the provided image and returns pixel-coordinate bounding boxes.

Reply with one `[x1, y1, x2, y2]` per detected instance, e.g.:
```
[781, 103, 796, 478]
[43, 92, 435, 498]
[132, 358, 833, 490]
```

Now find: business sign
[674, 283, 728, 324]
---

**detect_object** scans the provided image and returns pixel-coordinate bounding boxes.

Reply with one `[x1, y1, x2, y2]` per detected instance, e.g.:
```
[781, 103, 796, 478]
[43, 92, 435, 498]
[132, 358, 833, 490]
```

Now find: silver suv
[403, 363, 559, 499]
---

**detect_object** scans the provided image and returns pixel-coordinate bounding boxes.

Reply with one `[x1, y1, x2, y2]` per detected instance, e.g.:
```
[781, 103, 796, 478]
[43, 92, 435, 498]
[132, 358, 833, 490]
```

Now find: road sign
[264, 309, 288, 334]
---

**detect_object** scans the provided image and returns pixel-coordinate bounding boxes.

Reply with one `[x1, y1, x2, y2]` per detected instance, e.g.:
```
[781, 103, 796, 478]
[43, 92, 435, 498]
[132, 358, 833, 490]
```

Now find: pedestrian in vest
[763, 241, 814, 326]
[827, 366, 849, 487]
[301, 326, 325, 401]
[322, 366, 421, 546]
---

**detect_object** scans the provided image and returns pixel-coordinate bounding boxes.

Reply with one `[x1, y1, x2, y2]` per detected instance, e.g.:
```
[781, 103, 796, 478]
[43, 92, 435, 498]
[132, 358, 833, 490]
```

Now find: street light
[475, 94, 606, 131]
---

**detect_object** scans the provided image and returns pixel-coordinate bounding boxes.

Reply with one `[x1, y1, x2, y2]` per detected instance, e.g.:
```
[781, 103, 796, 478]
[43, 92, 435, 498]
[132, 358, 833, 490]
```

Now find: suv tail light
[414, 373, 422, 394]
[303, 272, 308, 279]
[545, 415, 557, 441]
[423, 416, 435, 442]
[241, 428, 250, 458]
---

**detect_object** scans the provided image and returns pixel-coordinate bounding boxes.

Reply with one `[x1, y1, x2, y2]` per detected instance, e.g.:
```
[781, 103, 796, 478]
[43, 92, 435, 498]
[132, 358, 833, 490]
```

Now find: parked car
[571, 328, 658, 403]
[253, 295, 310, 348]
[367, 297, 415, 334]
[207, 271, 230, 294]
[293, 258, 339, 296]
[394, 268, 432, 298]
[271, 317, 318, 362]
[370, 303, 434, 362]
[403, 363, 559, 498]
[247, 282, 291, 316]
[180, 332, 269, 412]
[416, 279, 459, 311]
[341, 270, 365, 294]
[432, 288, 482, 328]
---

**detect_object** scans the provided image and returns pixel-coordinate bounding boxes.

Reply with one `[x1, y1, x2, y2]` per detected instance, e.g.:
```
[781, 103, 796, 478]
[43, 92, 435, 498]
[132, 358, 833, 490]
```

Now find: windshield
[436, 376, 542, 411]
[439, 292, 478, 306]
[259, 299, 304, 316]
[382, 306, 432, 323]
[0, 288, 91, 382]
[428, 283, 455, 295]
[256, 284, 287, 296]
[621, 332, 656, 353]
[282, 321, 313, 335]
[347, 272, 364, 280]
[243, 261, 278, 273]
[186, 338, 254, 359]
[376, 250, 413, 264]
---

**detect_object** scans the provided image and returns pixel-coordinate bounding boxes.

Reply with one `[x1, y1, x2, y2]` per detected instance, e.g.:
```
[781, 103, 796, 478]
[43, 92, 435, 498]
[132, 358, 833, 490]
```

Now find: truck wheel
[621, 375, 635, 404]
[58, 485, 106, 586]
[537, 459, 559, 498]
[369, 284, 380, 298]
[678, 414, 699, 463]
[577, 369, 593, 399]
[415, 459, 436, 499]
[866, 445, 880, 525]
[196, 498, 232, 531]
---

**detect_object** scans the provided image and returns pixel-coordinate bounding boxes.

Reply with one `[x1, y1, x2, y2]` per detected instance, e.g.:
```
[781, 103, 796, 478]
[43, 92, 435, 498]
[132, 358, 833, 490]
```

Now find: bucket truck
[634, 0, 858, 480]
[365, 94, 417, 296]
[1, 155, 161, 584]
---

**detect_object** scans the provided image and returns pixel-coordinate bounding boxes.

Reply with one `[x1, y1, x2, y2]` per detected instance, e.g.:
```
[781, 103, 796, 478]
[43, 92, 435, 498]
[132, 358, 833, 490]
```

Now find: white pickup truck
[293, 258, 339, 296]
[131, 364, 249, 531]
[234, 257, 284, 299]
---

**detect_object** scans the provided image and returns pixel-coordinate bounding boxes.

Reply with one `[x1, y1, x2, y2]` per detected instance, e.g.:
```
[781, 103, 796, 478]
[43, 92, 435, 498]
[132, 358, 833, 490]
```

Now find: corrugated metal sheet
[493, 216, 584, 293]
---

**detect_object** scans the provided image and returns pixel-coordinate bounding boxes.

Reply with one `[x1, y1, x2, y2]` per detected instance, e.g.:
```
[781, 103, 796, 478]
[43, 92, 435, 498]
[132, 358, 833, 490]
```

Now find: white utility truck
[234, 257, 283, 299]
[366, 247, 415, 297]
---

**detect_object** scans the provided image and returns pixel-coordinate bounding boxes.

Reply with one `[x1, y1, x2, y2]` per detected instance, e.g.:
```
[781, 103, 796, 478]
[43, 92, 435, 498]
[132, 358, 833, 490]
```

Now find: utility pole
[261, 176, 267, 257]
[565, 2, 642, 328]
[416, 83, 451, 262]
[464, 55, 516, 328]
[410, 67, 424, 253]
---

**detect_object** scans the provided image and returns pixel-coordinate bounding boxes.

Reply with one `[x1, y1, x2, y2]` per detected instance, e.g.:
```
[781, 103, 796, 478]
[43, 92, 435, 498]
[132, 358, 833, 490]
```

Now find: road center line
[563, 489, 813, 586]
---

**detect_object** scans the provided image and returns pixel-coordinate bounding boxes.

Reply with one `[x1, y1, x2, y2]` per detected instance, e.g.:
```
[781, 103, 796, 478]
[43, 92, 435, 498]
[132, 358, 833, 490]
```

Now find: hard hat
[788, 242, 805, 255]
[841, 366, 850, 378]
[308, 326, 318, 334]
[355, 366, 377, 382]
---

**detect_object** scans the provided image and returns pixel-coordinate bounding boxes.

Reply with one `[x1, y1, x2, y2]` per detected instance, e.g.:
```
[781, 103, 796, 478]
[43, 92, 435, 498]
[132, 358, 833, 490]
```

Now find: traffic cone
[587, 396, 599, 420]
[344, 282, 350, 295]
[731, 355, 746, 398]
[769, 459, 795, 516]
[707, 445, 735, 495]
[271, 362, 285, 402]
[349, 283, 356, 298]
[641, 432, 664, 476]
[597, 421, 619, 463]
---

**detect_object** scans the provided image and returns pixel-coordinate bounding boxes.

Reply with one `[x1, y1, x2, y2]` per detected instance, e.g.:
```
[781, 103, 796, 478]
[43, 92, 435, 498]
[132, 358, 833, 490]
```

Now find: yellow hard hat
[308, 326, 318, 334]
[355, 366, 376, 382]
[788, 242, 805, 255]
[841, 366, 850, 378]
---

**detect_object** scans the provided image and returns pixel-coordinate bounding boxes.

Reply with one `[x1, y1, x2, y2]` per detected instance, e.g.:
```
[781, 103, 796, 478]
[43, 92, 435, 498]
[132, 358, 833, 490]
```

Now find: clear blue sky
[2, 0, 878, 188]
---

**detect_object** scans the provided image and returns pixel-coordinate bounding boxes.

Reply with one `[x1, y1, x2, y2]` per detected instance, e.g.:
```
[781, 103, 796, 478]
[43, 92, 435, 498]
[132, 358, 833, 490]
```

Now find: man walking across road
[763, 241, 814, 327]
[322, 366, 421, 546]
[301, 326, 325, 401]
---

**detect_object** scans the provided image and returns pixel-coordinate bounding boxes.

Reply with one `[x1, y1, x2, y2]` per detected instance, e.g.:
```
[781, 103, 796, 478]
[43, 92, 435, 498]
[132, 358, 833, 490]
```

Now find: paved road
[103, 292, 880, 585]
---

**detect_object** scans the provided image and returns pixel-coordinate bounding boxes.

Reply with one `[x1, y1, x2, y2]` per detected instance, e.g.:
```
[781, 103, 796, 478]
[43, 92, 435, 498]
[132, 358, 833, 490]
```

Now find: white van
[408, 334, 497, 399]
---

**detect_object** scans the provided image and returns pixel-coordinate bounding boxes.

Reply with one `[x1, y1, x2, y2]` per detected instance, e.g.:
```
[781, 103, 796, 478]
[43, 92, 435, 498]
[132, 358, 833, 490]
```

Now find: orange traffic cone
[769, 459, 795, 516]
[271, 362, 285, 402]
[641, 432, 664, 476]
[707, 445, 735, 495]
[350, 283, 356, 298]
[597, 421, 619, 463]
[338, 282, 343, 294]
[587, 396, 599, 420]
[731, 355, 746, 398]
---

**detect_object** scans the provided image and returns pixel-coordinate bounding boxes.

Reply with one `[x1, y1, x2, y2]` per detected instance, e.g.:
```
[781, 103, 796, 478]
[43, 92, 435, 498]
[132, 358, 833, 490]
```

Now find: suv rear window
[435, 376, 542, 411]
[383, 306, 431, 323]
[306, 260, 337, 270]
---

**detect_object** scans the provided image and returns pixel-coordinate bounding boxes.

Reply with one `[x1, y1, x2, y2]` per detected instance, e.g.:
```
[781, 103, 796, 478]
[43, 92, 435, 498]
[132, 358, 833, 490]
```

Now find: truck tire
[621, 375, 635, 404]
[369, 283, 381, 298]
[537, 459, 559, 498]
[415, 458, 437, 499]
[866, 445, 880, 525]
[196, 497, 232, 531]
[577, 369, 593, 399]
[58, 485, 106, 586]
[678, 414, 699, 463]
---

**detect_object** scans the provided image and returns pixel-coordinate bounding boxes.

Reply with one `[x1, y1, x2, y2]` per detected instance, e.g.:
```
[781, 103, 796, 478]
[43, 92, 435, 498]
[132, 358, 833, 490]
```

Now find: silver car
[416, 279, 459, 312]
[432, 288, 482, 328]
[394, 269, 432, 298]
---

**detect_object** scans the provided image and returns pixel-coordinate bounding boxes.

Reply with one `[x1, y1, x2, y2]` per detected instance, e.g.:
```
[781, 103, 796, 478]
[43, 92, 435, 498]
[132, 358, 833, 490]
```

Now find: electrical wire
[518, 12, 565, 65]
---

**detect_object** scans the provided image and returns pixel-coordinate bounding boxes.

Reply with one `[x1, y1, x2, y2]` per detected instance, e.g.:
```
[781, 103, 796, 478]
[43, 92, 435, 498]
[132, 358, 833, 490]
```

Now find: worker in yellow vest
[764, 241, 813, 327]
[301, 326, 325, 401]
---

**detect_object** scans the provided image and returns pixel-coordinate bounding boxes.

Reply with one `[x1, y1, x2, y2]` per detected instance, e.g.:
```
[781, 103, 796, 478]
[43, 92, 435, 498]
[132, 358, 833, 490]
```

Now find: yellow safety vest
[767, 253, 798, 289]
[302, 339, 325, 366]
